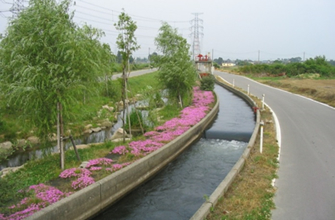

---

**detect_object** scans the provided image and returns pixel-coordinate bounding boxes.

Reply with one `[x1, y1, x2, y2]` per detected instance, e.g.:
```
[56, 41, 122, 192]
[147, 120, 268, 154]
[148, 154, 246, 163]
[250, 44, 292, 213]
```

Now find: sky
[0, 0, 334, 61]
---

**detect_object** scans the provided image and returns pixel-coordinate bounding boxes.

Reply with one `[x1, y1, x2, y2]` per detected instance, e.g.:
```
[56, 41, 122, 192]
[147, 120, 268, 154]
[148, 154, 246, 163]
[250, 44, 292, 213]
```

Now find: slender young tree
[0, 0, 111, 169]
[114, 10, 140, 142]
[155, 22, 196, 107]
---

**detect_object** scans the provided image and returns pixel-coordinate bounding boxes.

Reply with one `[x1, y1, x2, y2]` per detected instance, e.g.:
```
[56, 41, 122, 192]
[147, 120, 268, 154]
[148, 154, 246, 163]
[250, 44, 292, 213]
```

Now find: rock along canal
[93, 84, 256, 220]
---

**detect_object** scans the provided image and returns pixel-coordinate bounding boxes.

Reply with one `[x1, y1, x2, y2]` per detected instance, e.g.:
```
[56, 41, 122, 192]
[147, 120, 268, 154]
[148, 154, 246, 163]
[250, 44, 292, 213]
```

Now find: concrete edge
[190, 76, 261, 220]
[26, 91, 220, 220]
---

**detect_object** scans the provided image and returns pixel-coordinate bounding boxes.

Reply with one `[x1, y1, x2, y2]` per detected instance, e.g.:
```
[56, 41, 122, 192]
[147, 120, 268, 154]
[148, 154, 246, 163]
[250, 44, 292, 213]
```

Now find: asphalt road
[111, 68, 157, 80]
[215, 71, 335, 220]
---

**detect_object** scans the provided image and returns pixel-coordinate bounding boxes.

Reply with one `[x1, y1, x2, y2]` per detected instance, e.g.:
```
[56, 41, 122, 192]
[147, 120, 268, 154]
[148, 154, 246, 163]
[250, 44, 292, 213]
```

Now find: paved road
[215, 71, 335, 220]
[111, 68, 157, 80]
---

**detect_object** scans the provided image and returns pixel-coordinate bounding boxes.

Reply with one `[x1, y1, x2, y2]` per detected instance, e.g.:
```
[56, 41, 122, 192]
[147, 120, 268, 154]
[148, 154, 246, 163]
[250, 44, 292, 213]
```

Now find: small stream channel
[0, 101, 150, 171]
[93, 84, 255, 220]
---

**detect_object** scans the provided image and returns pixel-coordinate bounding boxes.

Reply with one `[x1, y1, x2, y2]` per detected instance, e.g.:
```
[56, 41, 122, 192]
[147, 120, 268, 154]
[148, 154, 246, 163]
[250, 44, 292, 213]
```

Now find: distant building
[222, 62, 236, 67]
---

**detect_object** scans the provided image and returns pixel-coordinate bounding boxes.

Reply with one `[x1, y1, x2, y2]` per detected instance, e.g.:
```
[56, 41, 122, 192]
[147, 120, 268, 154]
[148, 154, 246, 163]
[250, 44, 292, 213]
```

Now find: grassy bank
[0, 72, 217, 219]
[0, 72, 166, 212]
[0, 71, 161, 161]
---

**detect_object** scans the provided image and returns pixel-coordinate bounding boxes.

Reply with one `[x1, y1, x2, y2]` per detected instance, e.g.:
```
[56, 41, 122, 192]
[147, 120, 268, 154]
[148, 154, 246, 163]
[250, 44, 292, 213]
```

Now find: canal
[93, 84, 255, 220]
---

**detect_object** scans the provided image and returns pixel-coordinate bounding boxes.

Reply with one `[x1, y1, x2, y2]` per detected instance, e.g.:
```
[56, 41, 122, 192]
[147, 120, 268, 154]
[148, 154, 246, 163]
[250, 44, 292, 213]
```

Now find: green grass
[127, 71, 160, 95]
[157, 104, 182, 121]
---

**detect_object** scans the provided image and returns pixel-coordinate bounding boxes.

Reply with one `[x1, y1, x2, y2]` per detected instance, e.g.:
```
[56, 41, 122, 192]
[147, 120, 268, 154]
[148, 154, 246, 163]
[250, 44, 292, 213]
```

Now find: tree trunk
[122, 68, 126, 143]
[179, 93, 183, 108]
[126, 80, 144, 135]
[126, 59, 132, 137]
[57, 102, 65, 170]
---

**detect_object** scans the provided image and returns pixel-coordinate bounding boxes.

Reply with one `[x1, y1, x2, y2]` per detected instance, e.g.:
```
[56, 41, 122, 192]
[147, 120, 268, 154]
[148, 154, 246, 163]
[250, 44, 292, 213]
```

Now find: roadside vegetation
[234, 56, 335, 78]
[232, 56, 335, 107]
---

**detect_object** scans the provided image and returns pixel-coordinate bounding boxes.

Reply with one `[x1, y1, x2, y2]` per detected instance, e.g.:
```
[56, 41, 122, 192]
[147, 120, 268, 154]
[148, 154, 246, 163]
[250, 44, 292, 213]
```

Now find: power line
[77, 0, 189, 24]
[10, 0, 25, 18]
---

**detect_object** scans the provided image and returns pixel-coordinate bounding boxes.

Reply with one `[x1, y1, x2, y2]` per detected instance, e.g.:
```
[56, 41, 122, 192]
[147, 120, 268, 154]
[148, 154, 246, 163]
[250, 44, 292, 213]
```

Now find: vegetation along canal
[93, 84, 255, 220]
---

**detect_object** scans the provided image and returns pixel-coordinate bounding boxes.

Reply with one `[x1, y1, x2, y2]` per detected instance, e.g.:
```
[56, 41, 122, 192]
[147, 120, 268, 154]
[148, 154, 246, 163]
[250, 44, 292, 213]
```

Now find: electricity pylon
[190, 13, 203, 61]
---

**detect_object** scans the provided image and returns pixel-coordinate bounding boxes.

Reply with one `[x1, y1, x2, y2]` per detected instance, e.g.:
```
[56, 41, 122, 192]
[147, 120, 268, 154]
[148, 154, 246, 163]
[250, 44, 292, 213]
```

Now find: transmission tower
[10, 0, 25, 18]
[190, 13, 203, 61]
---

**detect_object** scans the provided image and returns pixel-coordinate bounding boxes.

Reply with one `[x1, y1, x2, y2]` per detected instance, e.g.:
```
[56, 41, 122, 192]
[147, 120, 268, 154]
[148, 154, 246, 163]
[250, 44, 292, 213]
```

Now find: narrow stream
[93, 84, 255, 220]
[0, 101, 148, 171]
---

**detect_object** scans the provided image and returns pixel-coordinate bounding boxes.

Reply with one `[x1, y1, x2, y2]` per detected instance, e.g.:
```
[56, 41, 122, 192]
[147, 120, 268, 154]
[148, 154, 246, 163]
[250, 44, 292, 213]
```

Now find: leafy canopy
[154, 22, 196, 107]
[114, 11, 140, 73]
[0, 0, 112, 140]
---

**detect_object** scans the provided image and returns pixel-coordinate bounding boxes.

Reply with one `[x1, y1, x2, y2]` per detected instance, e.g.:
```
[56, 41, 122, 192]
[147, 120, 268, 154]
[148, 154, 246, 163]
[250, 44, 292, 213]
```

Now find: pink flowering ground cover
[59, 158, 131, 190]
[110, 86, 215, 157]
[0, 86, 214, 220]
[0, 184, 71, 220]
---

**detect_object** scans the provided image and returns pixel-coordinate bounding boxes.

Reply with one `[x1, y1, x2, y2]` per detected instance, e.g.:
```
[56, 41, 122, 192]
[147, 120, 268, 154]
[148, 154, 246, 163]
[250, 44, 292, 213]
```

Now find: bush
[200, 74, 215, 91]
[124, 110, 147, 132]
[149, 92, 165, 108]
[101, 80, 122, 101]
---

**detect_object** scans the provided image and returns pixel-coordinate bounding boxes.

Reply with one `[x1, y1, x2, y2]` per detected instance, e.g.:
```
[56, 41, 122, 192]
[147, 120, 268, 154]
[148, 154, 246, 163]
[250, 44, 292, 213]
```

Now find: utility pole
[190, 13, 203, 61]
[258, 50, 260, 63]
[10, 0, 25, 18]
[148, 47, 150, 67]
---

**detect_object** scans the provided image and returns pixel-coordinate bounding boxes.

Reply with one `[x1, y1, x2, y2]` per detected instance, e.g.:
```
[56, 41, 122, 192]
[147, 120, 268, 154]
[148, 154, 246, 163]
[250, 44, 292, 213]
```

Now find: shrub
[200, 74, 215, 91]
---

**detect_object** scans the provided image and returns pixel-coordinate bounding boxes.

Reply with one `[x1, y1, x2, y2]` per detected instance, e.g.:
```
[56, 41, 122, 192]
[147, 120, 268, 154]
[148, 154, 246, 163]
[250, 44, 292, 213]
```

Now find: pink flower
[111, 146, 129, 155]
[90, 167, 102, 171]
[85, 158, 113, 168]
[1, 184, 70, 220]
[71, 176, 95, 190]
[59, 168, 91, 179]
[106, 162, 131, 172]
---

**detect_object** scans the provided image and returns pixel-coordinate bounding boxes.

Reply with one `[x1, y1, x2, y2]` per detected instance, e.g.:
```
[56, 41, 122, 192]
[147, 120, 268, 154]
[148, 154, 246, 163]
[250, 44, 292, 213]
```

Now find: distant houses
[222, 62, 236, 67]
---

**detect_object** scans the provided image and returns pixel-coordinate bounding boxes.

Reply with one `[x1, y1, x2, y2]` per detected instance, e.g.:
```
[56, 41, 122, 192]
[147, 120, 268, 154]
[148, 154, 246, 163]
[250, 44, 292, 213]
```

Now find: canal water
[93, 84, 255, 220]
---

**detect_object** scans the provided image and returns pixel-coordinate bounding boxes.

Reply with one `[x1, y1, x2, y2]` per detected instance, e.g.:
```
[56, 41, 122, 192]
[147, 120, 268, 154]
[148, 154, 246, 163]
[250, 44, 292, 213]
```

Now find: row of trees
[214, 57, 335, 68]
[0, 0, 196, 168]
[237, 56, 335, 77]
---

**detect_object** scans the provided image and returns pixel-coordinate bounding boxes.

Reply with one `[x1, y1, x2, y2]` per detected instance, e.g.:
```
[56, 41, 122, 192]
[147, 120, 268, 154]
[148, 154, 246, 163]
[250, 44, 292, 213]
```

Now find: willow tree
[114, 11, 140, 141]
[0, 0, 111, 169]
[155, 22, 196, 108]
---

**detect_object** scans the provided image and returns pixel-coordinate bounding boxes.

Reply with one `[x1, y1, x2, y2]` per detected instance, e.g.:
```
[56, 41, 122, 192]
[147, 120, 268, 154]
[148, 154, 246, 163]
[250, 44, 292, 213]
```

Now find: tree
[0, 0, 111, 169]
[116, 51, 123, 63]
[114, 10, 140, 141]
[155, 22, 196, 107]
[214, 57, 224, 66]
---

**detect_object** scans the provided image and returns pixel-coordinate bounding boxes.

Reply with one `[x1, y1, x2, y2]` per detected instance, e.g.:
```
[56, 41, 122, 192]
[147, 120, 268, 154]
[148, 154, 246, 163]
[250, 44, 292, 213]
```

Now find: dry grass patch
[260, 78, 335, 107]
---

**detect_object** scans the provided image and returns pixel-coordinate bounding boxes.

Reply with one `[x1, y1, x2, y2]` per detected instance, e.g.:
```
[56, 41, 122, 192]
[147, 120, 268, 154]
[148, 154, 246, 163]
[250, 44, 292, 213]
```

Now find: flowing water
[94, 84, 255, 220]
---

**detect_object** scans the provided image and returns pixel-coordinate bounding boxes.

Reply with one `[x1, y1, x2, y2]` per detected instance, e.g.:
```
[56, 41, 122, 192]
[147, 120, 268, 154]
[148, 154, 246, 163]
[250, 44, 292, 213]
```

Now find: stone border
[190, 77, 261, 220]
[26, 92, 220, 220]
